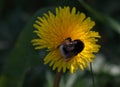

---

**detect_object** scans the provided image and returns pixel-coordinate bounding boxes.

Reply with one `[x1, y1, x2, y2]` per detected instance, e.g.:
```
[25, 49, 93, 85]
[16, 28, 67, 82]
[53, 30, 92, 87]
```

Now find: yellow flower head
[32, 6, 100, 73]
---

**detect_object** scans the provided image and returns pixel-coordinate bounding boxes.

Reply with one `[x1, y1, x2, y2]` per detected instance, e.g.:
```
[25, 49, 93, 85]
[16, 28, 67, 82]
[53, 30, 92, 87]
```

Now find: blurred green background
[0, 0, 120, 87]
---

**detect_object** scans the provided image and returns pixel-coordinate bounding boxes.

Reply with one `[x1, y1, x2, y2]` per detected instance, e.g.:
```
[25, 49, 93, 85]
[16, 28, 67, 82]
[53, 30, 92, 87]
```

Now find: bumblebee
[59, 37, 84, 59]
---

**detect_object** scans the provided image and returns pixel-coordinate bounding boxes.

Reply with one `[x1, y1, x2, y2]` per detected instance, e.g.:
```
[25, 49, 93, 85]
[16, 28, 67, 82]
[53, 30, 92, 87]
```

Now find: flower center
[59, 37, 84, 59]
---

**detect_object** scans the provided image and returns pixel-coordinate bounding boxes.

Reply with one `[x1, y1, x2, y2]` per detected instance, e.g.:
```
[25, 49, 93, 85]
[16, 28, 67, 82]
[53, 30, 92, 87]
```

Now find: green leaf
[78, 0, 120, 34]
[105, 16, 120, 34]
[0, 7, 55, 87]
[78, 0, 105, 23]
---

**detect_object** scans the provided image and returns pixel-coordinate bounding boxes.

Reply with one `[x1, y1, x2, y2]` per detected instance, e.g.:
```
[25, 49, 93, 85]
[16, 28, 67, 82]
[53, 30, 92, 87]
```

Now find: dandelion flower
[31, 6, 101, 73]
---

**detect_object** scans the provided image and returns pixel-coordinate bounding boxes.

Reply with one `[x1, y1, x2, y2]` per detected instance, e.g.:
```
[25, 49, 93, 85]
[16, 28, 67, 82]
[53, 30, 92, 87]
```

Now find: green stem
[90, 63, 95, 87]
[53, 71, 62, 87]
